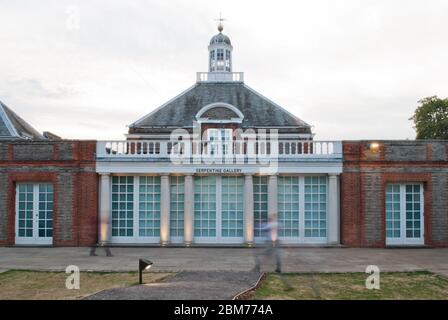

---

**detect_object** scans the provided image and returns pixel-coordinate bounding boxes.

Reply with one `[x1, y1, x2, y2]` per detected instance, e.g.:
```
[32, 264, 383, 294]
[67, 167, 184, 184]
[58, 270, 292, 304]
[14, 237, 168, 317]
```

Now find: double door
[386, 183, 424, 245]
[15, 183, 53, 245]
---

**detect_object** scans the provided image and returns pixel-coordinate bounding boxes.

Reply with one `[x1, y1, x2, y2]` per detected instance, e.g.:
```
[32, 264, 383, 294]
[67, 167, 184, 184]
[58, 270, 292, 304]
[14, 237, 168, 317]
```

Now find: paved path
[85, 271, 261, 300]
[0, 247, 447, 274]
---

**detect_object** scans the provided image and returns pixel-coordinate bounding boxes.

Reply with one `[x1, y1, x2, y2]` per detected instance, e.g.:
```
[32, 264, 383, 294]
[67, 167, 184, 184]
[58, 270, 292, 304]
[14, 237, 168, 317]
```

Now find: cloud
[3, 78, 79, 99]
[0, 0, 447, 140]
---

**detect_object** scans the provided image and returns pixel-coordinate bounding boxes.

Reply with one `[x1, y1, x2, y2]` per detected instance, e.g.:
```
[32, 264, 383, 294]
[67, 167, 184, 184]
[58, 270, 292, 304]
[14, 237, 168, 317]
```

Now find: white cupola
[208, 23, 233, 72]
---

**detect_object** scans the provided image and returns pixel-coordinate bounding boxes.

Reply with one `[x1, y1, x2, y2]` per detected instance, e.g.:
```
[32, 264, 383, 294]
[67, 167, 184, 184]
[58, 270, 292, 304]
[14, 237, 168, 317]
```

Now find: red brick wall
[0, 141, 98, 247]
[341, 141, 448, 247]
[340, 171, 362, 246]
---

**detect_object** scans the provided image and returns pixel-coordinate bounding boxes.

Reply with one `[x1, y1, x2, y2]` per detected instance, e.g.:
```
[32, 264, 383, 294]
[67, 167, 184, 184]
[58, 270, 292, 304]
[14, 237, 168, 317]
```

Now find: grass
[0, 270, 172, 300]
[252, 271, 448, 300]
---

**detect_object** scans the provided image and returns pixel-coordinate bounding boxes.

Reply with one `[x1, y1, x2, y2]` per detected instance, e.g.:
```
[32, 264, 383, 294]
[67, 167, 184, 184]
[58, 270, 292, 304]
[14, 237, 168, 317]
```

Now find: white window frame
[194, 176, 245, 244]
[170, 176, 184, 243]
[194, 175, 219, 243]
[110, 176, 135, 241]
[110, 175, 161, 244]
[253, 176, 268, 241]
[207, 128, 233, 156]
[15, 183, 53, 245]
[221, 176, 244, 240]
[386, 183, 425, 246]
[276, 175, 328, 245]
[304, 176, 328, 238]
[138, 176, 161, 241]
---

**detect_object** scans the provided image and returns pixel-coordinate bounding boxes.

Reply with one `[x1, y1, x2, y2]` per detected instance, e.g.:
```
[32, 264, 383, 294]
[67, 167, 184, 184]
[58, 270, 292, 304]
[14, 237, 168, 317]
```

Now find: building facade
[0, 27, 447, 247]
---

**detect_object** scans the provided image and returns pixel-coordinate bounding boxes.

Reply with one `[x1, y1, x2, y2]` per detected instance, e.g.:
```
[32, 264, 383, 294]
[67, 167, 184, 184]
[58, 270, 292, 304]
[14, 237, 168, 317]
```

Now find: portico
[96, 148, 342, 246]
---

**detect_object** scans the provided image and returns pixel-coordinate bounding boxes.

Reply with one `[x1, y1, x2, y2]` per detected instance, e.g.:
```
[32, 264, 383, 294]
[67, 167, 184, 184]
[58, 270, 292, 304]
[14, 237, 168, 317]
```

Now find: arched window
[195, 102, 244, 123]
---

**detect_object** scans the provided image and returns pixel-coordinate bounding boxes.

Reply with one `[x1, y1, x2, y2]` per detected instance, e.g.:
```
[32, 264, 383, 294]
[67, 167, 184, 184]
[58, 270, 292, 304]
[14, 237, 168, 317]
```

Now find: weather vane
[214, 13, 226, 32]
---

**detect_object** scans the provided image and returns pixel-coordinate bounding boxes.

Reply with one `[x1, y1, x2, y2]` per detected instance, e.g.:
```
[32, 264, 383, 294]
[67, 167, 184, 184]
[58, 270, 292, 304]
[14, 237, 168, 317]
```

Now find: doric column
[184, 175, 194, 246]
[244, 174, 254, 246]
[160, 174, 170, 245]
[99, 173, 111, 245]
[267, 174, 278, 242]
[328, 174, 340, 244]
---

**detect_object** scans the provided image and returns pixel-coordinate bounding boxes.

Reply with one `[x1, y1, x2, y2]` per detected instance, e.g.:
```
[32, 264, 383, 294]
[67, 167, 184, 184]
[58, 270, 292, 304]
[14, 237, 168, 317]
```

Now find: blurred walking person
[253, 213, 282, 273]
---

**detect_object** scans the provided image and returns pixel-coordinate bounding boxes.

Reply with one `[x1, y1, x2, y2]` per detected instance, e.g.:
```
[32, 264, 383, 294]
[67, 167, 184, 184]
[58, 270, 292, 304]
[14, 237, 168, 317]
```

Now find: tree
[411, 96, 448, 139]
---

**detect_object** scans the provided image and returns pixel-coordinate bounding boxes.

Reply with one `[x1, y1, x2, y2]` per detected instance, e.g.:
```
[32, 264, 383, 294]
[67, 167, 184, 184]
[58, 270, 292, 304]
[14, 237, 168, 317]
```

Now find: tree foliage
[411, 96, 448, 139]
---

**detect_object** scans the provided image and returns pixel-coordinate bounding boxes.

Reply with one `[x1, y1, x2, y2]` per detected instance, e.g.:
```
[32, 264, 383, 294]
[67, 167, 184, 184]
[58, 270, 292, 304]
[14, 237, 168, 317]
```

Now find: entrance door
[193, 176, 244, 244]
[386, 183, 424, 246]
[15, 183, 53, 245]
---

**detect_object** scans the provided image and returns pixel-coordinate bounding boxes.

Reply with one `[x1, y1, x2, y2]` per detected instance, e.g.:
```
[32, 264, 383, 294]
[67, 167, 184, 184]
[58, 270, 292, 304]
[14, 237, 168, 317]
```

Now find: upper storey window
[207, 128, 233, 155]
[217, 49, 224, 61]
[216, 49, 225, 71]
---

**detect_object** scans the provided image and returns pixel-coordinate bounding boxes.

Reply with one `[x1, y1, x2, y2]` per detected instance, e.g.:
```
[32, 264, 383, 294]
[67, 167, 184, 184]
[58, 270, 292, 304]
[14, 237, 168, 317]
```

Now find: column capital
[328, 173, 339, 178]
[99, 173, 110, 177]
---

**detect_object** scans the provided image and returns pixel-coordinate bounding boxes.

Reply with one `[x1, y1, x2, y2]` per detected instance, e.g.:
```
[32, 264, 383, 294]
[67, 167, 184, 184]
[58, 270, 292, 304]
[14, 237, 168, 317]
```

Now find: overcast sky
[1, 0, 447, 140]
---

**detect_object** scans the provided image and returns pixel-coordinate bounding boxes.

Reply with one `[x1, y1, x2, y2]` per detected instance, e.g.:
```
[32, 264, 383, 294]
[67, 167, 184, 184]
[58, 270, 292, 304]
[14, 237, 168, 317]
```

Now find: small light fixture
[139, 258, 153, 285]
[370, 142, 380, 152]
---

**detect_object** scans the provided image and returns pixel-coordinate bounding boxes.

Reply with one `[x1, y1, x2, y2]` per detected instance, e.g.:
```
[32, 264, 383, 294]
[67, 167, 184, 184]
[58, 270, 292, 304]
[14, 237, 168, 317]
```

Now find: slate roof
[0, 101, 45, 140]
[130, 82, 311, 133]
[210, 33, 232, 46]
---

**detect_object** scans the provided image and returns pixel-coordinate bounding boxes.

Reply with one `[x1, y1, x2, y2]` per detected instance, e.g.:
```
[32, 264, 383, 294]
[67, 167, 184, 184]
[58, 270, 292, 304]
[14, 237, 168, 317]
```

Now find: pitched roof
[0, 101, 45, 140]
[130, 82, 311, 131]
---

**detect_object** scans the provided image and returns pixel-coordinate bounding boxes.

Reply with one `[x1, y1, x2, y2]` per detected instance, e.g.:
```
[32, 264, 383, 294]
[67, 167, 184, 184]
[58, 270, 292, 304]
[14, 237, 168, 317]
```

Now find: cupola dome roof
[209, 33, 231, 46]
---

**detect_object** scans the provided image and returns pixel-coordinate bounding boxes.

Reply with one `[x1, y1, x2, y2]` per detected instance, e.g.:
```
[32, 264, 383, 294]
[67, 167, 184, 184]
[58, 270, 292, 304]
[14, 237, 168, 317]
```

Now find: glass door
[221, 176, 244, 242]
[193, 176, 244, 244]
[194, 176, 217, 242]
[386, 183, 424, 245]
[15, 183, 53, 245]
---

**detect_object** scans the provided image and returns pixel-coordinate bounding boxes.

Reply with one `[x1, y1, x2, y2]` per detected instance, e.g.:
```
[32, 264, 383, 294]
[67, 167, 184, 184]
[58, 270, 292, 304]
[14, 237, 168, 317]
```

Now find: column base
[184, 241, 193, 247]
[245, 241, 254, 248]
[160, 241, 170, 247]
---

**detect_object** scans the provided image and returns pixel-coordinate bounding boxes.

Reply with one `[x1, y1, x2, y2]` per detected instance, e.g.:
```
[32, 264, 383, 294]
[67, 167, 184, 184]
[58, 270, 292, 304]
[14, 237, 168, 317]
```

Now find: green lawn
[0, 270, 172, 300]
[252, 271, 448, 300]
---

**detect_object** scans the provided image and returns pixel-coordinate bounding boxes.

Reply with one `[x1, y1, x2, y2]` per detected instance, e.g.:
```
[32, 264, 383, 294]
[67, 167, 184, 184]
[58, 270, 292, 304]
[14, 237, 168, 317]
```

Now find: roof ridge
[129, 82, 313, 132]
[0, 101, 20, 137]
[0, 101, 44, 140]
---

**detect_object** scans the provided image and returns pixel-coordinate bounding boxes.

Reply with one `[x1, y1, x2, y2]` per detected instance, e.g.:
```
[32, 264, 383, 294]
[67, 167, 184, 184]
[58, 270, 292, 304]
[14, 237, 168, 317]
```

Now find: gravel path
[85, 271, 262, 300]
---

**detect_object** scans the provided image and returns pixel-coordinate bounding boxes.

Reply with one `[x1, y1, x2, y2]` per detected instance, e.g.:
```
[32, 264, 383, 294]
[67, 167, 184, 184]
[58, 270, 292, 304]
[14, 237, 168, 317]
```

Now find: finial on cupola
[215, 13, 225, 33]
